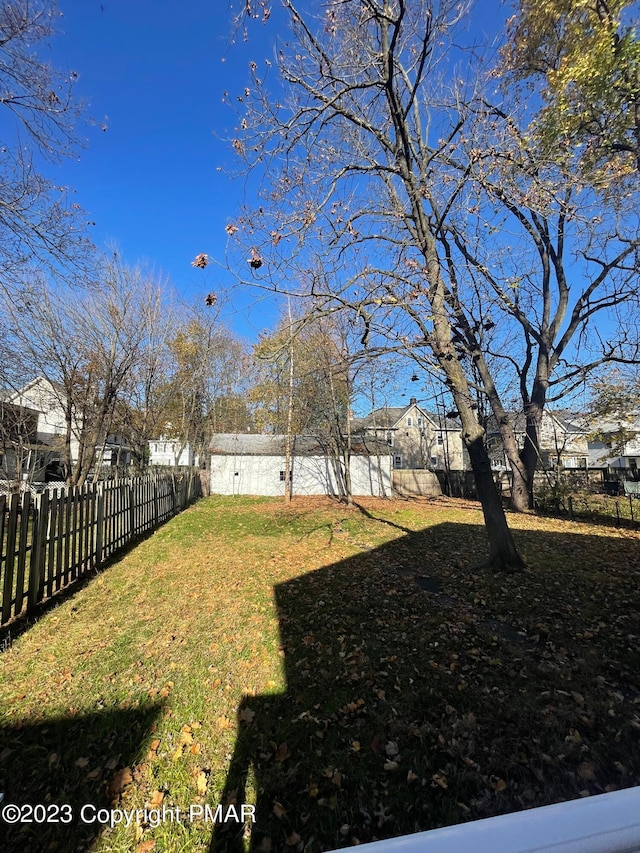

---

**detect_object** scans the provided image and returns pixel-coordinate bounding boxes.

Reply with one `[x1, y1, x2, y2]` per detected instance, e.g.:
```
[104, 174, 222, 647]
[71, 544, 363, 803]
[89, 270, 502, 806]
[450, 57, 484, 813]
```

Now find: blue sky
[44, 0, 509, 349]
[47, 0, 281, 339]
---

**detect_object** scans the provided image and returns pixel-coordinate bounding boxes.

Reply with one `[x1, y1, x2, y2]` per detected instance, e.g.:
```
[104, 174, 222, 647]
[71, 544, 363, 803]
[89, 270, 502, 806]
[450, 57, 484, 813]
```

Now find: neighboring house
[487, 410, 589, 471]
[2, 377, 130, 482]
[0, 399, 52, 482]
[209, 434, 391, 497]
[586, 414, 640, 476]
[148, 438, 199, 468]
[351, 397, 467, 471]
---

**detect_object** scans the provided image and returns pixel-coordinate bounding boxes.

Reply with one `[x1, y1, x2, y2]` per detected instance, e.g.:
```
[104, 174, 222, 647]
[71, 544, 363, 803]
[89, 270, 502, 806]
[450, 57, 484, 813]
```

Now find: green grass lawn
[1, 495, 639, 853]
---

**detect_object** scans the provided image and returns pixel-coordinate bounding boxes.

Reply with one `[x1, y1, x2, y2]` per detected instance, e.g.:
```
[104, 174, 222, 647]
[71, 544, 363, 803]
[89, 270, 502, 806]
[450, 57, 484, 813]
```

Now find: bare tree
[0, 255, 156, 485]
[214, 0, 524, 570]
[0, 0, 91, 275]
[160, 305, 250, 469]
[434, 84, 640, 508]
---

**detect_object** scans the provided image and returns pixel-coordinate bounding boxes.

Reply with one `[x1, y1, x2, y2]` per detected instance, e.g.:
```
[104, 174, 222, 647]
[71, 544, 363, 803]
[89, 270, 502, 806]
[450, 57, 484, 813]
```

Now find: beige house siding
[488, 411, 589, 470]
[353, 400, 467, 471]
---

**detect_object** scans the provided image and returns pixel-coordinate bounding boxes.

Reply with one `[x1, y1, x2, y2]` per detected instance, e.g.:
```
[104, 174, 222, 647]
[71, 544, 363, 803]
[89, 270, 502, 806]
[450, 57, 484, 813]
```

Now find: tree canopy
[501, 0, 640, 181]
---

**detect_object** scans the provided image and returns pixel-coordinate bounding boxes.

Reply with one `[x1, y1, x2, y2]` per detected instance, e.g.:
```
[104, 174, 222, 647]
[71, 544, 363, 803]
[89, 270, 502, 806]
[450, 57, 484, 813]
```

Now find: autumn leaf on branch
[191, 253, 209, 269]
[248, 247, 263, 269]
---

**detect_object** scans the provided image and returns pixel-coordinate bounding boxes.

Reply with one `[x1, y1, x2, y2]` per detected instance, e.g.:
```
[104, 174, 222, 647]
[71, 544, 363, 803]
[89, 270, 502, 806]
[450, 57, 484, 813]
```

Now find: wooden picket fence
[0, 472, 201, 627]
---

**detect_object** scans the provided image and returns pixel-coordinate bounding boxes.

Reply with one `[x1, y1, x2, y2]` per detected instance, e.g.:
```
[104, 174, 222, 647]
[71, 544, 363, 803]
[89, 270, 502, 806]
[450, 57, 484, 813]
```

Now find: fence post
[0, 495, 5, 622]
[129, 480, 135, 544]
[95, 483, 105, 567]
[14, 491, 33, 615]
[2, 492, 20, 625]
[28, 490, 49, 613]
[46, 490, 59, 598]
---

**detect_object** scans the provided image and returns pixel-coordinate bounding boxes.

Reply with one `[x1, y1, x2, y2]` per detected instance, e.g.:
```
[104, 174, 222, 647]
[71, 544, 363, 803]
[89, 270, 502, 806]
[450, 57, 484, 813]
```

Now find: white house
[148, 438, 198, 468]
[587, 414, 640, 475]
[2, 377, 130, 482]
[209, 434, 391, 497]
[487, 410, 589, 471]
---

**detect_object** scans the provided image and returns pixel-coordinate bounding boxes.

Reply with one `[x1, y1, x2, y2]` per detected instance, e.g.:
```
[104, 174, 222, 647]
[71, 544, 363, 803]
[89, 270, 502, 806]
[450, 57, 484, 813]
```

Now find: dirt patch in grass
[1, 496, 639, 852]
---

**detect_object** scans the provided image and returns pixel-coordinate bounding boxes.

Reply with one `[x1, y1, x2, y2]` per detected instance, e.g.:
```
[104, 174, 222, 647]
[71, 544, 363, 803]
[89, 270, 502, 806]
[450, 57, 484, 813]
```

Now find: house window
[387, 433, 394, 447]
[407, 417, 413, 427]
[437, 433, 443, 445]
[279, 470, 293, 481]
[417, 418, 423, 427]
[430, 455, 438, 466]
[393, 454, 403, 469]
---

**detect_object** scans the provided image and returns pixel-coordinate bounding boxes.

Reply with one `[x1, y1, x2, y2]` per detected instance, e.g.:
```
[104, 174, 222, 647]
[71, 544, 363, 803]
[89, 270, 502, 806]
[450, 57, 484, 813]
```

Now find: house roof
[589, 414, 640, 435]
[352, 404, 460, 431]
[209, 434, 391, 457]
[587, 448, 630, 469]
[486, 410, 587, 436]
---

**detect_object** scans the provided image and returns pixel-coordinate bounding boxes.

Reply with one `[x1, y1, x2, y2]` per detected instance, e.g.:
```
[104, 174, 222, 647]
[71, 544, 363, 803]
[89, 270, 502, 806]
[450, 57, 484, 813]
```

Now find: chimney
[410, 397, 417, 405]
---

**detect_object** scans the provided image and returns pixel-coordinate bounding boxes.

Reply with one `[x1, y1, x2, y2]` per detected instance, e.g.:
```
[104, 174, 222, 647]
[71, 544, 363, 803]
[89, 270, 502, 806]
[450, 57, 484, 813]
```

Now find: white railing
[328, 788, 640, 853]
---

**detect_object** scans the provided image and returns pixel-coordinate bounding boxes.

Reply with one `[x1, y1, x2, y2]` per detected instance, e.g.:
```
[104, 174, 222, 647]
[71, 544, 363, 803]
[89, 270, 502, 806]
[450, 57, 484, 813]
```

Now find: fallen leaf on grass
[432, 772, 448, 788]
[196, 771, 208, 796]
[149, 790, 164, 807]
[275, 743, 291, 762]
[273, 801, 286, 818]
[136, 841, 156, 853]
[216, 716, 232, 731]
[107, 767, 133, 800]
[240, 707, 256, 724]
[385, 741, 399, 757]
[578, 761, 596, 781]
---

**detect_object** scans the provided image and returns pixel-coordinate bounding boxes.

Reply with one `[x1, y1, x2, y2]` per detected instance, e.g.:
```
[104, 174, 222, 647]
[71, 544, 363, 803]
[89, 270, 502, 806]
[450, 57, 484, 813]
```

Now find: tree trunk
[520, 381, 548, 506]
[434, 372, 525, 570]
[433, 319, 525, 571]
[284, 306, 295, 503]
[469, 350, 531, 512]
[466, 433, 525, 572]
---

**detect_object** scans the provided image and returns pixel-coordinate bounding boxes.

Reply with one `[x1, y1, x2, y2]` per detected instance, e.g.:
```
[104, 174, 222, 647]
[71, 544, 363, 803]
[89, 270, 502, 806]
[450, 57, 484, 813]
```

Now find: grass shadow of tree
[0, 703, 163, 852]
[210, 520, 640, 853]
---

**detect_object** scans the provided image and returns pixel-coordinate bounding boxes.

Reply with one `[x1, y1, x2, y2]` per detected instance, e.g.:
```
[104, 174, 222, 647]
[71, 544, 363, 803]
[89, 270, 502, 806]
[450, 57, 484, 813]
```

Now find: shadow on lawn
[211, 520, 640, 853]
[0, 703, 163, 852]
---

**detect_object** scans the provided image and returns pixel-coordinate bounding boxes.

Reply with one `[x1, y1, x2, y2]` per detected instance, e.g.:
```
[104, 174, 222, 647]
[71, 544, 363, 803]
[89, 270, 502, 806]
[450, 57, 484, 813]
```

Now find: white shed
[209, 434, 391, 497]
